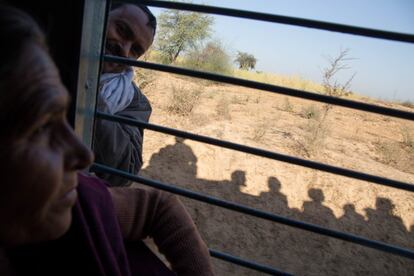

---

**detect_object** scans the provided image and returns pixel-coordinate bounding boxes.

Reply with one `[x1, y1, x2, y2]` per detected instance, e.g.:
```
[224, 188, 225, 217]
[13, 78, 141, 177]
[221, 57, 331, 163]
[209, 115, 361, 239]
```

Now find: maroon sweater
[4, 174, 213, 275]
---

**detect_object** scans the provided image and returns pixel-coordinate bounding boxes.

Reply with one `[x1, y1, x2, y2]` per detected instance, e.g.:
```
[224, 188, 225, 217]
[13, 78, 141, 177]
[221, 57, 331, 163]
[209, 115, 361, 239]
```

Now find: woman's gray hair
[0, 4, 46, 134]
[0, 4, 46, 76]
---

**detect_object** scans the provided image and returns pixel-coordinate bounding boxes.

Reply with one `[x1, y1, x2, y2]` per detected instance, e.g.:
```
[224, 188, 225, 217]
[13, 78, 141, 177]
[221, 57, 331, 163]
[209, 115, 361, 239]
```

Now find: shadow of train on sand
[140, 137, 414, 275]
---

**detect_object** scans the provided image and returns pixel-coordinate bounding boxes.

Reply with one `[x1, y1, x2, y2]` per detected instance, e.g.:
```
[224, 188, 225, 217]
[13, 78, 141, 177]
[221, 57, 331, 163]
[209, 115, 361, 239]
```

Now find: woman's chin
[45, 208, 73, 241]
[27, 208, 74, 244]
[2, 210, 72, 247]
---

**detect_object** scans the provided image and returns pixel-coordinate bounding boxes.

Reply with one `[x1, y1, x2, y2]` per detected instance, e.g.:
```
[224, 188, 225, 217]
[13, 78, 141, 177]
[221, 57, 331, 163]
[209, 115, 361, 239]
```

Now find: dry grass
[167, 85, 202, 116]
[298, 104, 330, 157]
[302, 119, 329, 157]
[233, 69, 324, 93]
[375, 131, 414, 175]
[401, 101, 414, 109]
[231, 95, 249, 105]
[189, 113, 211, 127]
[281, 97, 294, 113]
[251, 122, 268, 142]
[401, 125, 414, 149]
[301, 104, 322, 120]
[377, 141, 401, 165]
[133, 68, 156, 90]
[216, 96, 231, 120]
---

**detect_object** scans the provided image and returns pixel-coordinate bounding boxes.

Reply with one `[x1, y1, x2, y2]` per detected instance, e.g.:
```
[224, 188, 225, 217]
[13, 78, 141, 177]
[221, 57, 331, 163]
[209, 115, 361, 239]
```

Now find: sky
[150, 1, 414, 101]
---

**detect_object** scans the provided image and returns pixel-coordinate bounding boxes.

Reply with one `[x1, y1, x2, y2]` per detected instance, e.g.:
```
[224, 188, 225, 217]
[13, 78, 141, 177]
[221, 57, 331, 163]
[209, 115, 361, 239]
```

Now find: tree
[155, 9, 213, 64]
[235, 51, 257, 70]
[183, 41, 232, 74]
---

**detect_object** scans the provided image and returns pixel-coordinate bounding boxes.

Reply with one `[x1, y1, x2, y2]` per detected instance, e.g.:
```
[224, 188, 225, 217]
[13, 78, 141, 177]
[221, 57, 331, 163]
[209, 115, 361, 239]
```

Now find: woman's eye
[116, 22, 126, 36]
[32, 121, 54, 138]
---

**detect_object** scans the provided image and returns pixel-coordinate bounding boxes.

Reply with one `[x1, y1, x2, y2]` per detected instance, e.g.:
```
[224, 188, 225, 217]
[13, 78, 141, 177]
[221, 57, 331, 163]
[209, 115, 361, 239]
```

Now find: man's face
[0, 44, 93, 246]
[103, 4, 154, 73]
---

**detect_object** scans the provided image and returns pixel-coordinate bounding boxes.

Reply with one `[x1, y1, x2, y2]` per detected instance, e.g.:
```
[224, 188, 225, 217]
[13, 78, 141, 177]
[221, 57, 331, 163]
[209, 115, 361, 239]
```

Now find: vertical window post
[75, 0, 108, 148]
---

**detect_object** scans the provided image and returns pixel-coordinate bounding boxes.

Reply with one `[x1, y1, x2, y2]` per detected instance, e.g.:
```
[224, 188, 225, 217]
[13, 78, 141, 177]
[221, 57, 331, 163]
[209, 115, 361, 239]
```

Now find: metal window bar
[209, 249, 291, 276]
[83, 0, 414, 274]
[75, 0, 109, 147]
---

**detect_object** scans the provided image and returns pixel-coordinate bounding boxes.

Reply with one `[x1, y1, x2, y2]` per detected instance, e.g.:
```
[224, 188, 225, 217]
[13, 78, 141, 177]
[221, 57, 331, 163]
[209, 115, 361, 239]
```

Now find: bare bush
[322, 48, 356, 98]
[299, 48, 356, 157]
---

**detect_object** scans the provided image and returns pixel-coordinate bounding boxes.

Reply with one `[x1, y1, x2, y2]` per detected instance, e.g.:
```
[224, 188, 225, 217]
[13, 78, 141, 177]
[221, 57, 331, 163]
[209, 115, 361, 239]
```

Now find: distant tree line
[153, 9, 257, 74]
[153, 8, 355, 96]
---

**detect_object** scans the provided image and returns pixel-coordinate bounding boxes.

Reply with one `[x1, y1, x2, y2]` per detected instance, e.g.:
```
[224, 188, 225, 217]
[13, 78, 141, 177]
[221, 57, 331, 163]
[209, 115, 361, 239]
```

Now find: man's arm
[94, 85, 151, 186]
[109, 187, 215, 276]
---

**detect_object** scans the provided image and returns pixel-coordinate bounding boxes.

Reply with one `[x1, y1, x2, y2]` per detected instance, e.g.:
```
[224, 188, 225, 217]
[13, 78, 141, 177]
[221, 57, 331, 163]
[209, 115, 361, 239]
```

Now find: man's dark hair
[110, 2, 157, 35]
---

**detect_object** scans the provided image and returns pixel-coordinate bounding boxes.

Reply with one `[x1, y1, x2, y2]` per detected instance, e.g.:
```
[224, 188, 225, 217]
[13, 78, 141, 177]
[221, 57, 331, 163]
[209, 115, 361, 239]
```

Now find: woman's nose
[64, 126, 94, 171]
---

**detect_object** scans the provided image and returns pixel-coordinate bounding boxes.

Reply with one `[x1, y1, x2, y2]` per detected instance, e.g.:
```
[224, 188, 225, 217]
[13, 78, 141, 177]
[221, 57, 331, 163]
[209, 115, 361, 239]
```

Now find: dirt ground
[133, 71, 414, 275]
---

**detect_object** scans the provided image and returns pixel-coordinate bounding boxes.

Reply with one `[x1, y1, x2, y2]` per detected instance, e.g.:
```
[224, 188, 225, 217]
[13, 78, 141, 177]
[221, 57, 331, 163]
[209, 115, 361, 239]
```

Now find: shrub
[302, 119, 329, 156]
[299, 105, 329, 157]
[301, 104, 321, 120]
[167, 85, 201, 116]
[182, 41, 233, 75]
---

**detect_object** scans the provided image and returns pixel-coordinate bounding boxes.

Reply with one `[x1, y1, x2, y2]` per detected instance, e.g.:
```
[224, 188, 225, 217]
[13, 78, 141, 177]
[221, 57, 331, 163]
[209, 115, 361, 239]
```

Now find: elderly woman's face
[0, 44, 93, 246]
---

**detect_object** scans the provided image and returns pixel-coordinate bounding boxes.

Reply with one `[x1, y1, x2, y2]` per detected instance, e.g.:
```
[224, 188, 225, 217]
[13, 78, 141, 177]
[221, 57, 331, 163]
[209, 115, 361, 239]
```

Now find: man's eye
[131, 46, 142, 59]
[106, 41, 122, 56]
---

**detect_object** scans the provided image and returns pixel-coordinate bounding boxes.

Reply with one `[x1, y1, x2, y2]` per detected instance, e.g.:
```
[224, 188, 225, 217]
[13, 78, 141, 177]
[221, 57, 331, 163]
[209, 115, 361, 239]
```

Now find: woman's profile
[0, 4, 214, 275]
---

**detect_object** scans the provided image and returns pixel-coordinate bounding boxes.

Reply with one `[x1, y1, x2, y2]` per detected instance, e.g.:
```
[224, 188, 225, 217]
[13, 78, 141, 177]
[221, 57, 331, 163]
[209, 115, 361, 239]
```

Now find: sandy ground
[132, 71, 414, 275]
